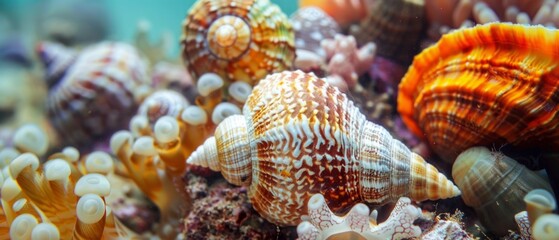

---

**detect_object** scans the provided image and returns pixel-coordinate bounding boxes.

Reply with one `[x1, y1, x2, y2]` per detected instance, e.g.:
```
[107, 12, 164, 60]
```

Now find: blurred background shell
[350, 0, 425, 66]
[289, 6, 340, 57]
[452, 146, 552, 236]
[44, 42, 150, 148]
[137, 89, 189, 127]
[398, 22, 559, 163]
[180, 0, 295, 85]
[298, 0, 368, 28]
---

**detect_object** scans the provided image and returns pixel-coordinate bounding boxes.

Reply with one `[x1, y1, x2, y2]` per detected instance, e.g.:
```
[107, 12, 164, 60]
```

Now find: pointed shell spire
[188, 115, 251, 186]
[187, 70, 459, 226]
[37, 41, 77, 88]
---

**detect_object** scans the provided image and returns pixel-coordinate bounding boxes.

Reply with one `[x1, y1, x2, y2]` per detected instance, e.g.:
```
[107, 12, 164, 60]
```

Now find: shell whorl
[188, 115, 251, 186]
[187, 70, 459, 226]
[207, 15, 251, 60]
[181, 0, 295, 84]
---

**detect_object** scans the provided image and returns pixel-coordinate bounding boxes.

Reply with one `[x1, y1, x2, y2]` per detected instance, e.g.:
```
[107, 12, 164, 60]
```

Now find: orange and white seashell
[398, 22, 559, 163]
[180, 0, 295, 85]
[187, 70, 460, 226]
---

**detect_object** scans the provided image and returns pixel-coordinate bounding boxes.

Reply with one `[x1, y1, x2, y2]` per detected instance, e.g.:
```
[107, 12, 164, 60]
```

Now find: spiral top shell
[188, 70, 460, 226]
[398, 22, 559, 162]
[181, 0, 295, 85]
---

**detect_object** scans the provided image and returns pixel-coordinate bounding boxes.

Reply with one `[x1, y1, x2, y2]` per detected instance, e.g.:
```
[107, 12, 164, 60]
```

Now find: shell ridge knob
[181, 0, 295, 84]
[187, 70, 459, 226]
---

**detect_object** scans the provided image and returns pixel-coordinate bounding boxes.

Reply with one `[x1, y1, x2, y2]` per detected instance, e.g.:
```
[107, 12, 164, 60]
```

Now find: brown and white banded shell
[187, 70, 460, 226]
[45, 42, 149, 147]
[37, 41, 77, 88]
[181, 0, 295, 85]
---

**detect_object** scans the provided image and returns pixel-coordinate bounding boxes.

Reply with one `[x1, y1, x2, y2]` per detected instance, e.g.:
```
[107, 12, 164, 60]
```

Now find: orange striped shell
[398, 22, 559, 162]
[180, 0, 295, 85]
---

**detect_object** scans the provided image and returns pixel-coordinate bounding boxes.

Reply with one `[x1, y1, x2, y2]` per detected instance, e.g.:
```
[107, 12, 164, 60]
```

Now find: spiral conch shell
[398, 22, 559, 162]
[42, 41, 149, 147]
[181, 0, 295, 85]
[187, 70, 460, 226]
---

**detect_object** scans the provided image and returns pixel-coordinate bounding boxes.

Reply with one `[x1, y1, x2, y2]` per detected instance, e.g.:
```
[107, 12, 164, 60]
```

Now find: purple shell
[46, 42, 149, 147]
[37, 41, 77, 88]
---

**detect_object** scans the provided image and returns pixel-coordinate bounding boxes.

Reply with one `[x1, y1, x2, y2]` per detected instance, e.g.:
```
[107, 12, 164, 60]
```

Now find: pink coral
[290, 7, 341, 57]
[321, 34, 376, 91]
[297, 194, 422, 240]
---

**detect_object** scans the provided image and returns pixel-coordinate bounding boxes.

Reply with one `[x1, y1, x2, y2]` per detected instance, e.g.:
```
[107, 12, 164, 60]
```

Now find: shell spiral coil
[181, 0, 296, 85]
[188, 70, 460, 226]
[44, 42, 149, 147]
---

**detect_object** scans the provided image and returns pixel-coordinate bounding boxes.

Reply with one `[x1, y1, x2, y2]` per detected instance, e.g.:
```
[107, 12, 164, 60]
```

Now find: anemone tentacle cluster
[0, 124, 138, 239]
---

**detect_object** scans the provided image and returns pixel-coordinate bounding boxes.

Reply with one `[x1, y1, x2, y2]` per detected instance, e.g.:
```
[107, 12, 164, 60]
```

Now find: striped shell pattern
[188, 70, 460, 226]
[181, 0, 295, 85]
[46, 42, 149, 146]
[398, 22, 559, 162]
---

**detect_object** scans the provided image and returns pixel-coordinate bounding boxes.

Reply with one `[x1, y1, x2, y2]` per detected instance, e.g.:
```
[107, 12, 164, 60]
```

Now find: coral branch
[297, 194, 421, 240]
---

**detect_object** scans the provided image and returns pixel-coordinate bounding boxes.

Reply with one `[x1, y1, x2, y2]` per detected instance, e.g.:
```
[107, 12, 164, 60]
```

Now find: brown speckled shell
[351, 0, 425, 65]
[180, 0, 295, 85]
[398, 23, 559, 162]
